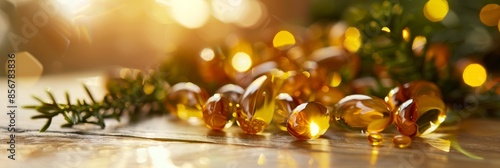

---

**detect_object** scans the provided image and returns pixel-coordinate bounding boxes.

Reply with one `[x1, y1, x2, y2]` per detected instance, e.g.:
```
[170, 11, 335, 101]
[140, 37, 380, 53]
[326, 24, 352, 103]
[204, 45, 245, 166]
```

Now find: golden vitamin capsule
[393, 135, 412, 148]
[394, 95, 446, 137]
[367, 132, 383, 146]
[216, 84, 244, 102]
[274, 93, 300, 131]
[334, 94, 392, 133]
[203, 94, 235, 130]
[287, 102, 330, 140]
[237, 75, 275, 134]
[166, 82, 209, 125]
[385, 80, 442, 110]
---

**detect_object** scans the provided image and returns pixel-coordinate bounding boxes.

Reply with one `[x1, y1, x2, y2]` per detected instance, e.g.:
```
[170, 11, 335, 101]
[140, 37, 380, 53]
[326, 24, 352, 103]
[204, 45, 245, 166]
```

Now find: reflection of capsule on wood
[274, 93, 300, 131]
[334, 94, 392, 133]
[393, 135, 412, 148]
[203, 94, 235, 131]
[166, 82, 209, 125]
[385, 80, 442, 110]
[237, 75, 275, 134]
[394, 95, 446, 137]
[287, 102, 330, 140]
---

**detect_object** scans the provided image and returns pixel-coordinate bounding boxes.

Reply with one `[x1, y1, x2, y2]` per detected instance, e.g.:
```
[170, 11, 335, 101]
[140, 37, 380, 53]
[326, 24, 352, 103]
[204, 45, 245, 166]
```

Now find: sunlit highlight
[200, 48, 215, 61]
[424, 0, 449, 22]
[463, 64, 487, 87]
[232, 52, 252, 72]
[273, 30, 296, 49]
[171, 0, 210, 29]
[310, 121, 320, 137]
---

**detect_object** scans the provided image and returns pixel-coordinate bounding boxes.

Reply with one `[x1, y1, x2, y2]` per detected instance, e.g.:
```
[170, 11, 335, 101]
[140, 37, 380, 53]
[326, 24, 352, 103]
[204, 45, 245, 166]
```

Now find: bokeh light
[412, 36, 427, 55]
[402, 27, 410, 42]
[171, 0, 210, 29]
[381, 27, 391, 33]
[200, 48, 215, 61]
[344, 27, 362, 53]
[235, 0, 267, 28]
[232, 52, 252, 72]
[424, 0, 449, 22]
[479, 4, 500, 26]
[463, 63, 487, 87]
[273, 30, 296, 49]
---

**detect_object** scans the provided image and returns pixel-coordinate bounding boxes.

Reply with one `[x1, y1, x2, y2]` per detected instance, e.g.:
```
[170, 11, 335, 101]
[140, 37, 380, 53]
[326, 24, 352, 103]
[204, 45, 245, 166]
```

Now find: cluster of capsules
[165, 70, 447, 148]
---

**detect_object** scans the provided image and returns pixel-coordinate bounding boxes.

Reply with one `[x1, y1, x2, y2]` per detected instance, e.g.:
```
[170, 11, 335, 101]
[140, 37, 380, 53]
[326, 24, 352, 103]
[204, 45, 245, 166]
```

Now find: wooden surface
[1, 71, 500, 168]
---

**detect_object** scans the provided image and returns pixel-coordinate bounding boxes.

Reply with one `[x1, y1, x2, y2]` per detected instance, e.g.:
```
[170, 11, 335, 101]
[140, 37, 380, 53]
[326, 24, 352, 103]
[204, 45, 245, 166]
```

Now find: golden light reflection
[232, 52, 252, 72]
[402, 27, 410, 42]
[344, 27, 362, 53]
[273, 30, 296, 49]
[309, 121, 320, 137]
[370, 148, 379, 166]
[450, 137, 484, 160]
[171, 0, 210, 29]
[200, 48, 215, 61]
[257, 153, 267, 165]
[424, 0, 449, 22]
[479, 4, 500, 26]
[463, 63, 487, 87]
[148, 146, 178, 168]
[381, 26, 391, 33]
[329, 72, 342, 87]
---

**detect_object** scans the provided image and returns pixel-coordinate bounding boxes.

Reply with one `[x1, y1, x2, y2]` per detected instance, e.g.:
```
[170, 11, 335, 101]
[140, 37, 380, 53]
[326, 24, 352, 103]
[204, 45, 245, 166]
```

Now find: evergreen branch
[24, 69, 170, 132]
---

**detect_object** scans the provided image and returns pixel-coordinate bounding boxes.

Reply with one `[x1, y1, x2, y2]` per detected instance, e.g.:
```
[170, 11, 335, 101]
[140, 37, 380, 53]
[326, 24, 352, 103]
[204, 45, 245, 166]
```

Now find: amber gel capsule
[334, 94, 392, 133]
[368, 132, 383, 146]
[166, 82, 209, 125]
[237, 75, 275, 134]
[287, 102, 330, 140]
[394, 95, 446, 137]
[203, 94, 235, 130]
[273, 93, 300, 131]
[393, 135, 412, 148]
[385, 80, 442, 110]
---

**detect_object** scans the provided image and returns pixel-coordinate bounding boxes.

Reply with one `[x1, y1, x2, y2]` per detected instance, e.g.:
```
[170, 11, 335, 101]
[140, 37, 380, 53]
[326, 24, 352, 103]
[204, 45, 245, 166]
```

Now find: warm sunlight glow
[463, 64, 487, 87]
[171, 0, 210, 29]
[200, 48, 215, 61]
[273, 30, 296, 49]
[424, 0, 449, 22]
[232, 52, 252, 72]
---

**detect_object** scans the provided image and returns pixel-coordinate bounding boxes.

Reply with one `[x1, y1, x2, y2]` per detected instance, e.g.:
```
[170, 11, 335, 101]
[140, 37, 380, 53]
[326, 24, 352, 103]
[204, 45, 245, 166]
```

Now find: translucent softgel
[273, 93, 300, 131]
[334, 94, 392, 133]
[166, 82, 209, 125]
[202, 94, 235, 130]
[394, 95, 446, 137]
[287, 102, 330, 140]
[385, 80, 442, 110]
[237, 75, 275, 134]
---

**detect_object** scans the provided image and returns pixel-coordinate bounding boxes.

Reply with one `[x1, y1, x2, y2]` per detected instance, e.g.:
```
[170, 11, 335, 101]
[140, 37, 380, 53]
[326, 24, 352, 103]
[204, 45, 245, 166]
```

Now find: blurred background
[1, 0, 500, 118]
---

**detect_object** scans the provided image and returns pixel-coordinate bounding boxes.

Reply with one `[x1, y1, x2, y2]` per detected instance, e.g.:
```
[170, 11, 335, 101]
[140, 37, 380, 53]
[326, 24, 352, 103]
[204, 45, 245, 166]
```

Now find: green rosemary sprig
[24, 69, 169, 132]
